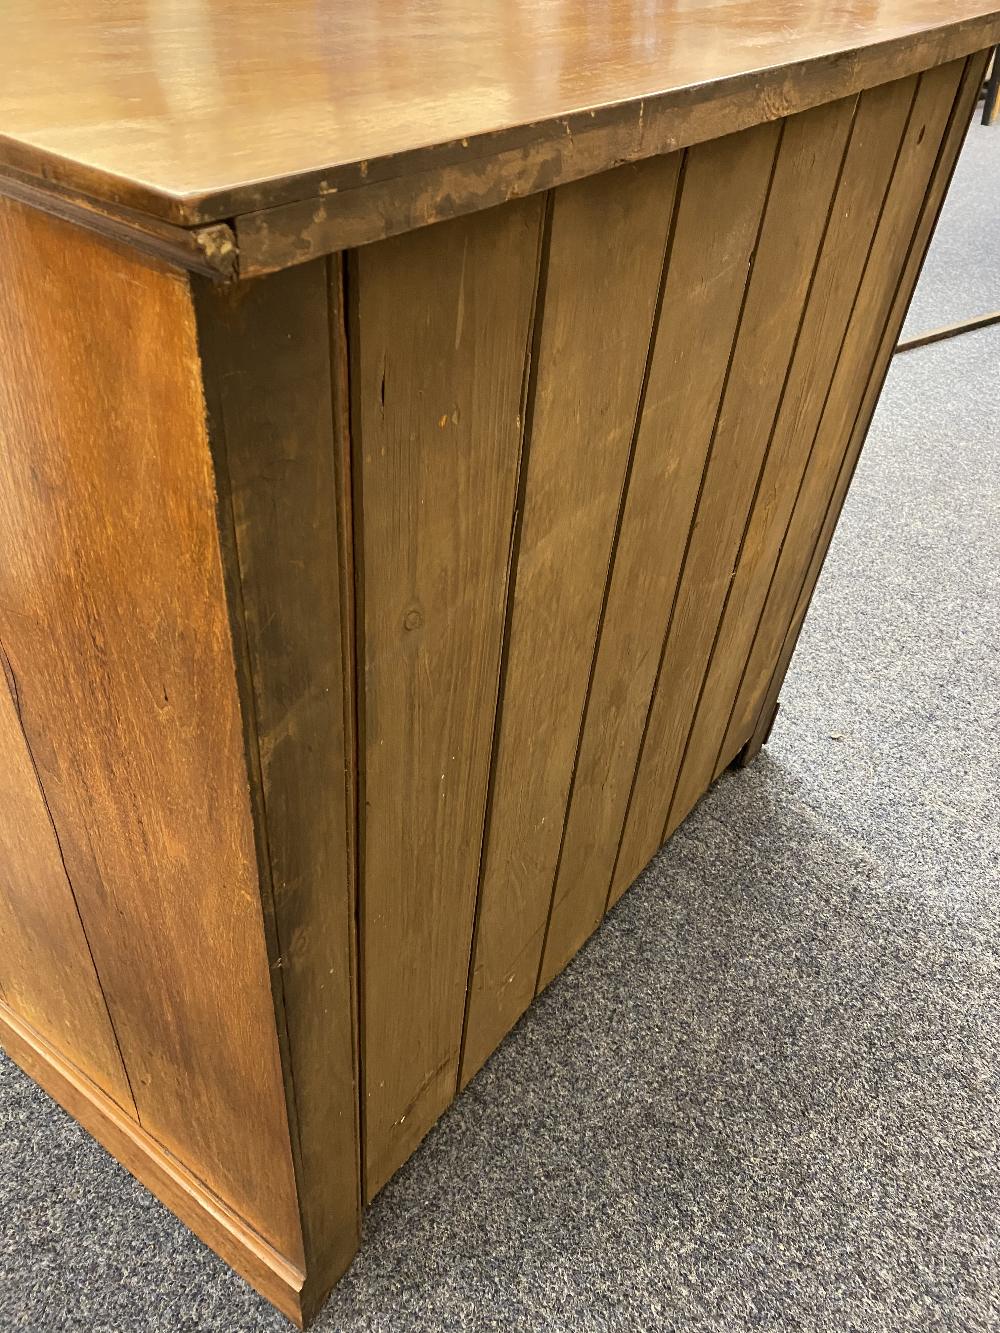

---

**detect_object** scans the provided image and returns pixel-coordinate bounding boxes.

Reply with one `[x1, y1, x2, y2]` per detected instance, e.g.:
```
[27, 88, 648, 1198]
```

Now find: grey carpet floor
[2, 122, 999, 1333]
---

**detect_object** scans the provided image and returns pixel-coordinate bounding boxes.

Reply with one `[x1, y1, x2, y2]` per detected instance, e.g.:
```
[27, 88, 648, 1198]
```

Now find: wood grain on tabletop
[0, 0, 998, 223]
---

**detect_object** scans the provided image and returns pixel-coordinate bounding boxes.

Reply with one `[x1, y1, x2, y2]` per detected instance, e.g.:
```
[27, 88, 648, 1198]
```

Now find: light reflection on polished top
[0, 0, 998, 222]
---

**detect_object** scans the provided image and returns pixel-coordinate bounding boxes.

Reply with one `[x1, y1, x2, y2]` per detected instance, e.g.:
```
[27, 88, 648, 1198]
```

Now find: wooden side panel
[609, 95, 857, 903]
[717, 57, 969, 775]
[536, 122, 779, 991]
[722, 54, 984, 773]
[0, 198, 303, 1261]
[666, 74, 919, 831]
[0, 659, 133, 1110]
[353, 200, 544, 1198]
[0, 1000, 308, 1327]
[194, 260, 361, 1303]
[459, 157, 680, 1085]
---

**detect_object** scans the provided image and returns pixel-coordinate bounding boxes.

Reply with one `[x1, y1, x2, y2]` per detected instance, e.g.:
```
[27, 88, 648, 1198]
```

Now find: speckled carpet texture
[2, 117, 999, 1333]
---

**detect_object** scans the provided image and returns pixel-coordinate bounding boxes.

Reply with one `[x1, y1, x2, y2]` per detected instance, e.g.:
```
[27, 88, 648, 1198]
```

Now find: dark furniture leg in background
[984, 47, 1000, 122]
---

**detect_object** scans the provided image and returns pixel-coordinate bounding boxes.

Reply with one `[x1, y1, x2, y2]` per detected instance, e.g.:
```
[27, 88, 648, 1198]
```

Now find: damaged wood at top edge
[4, 14, 995, 278]
[232, 15, 1000, 276]
[0, 168, 238, 280]
[1, 5, 999, 232]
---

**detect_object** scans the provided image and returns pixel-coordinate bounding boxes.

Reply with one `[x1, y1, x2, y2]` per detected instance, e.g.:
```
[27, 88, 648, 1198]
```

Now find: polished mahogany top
[1, 0, 998, 224]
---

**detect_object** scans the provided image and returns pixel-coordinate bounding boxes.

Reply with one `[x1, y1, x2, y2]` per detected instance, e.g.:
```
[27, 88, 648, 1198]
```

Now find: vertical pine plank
[716, 58, 969, 776]
[354, 199, 544, 1197]
[0, 661, 134, 1111]
[459, 157, 680, 1085]
[609, 95, 857, 905]
[720, 55, 982, 775]
[666, 75, 919, 831]
[536, 122, 779, 992]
